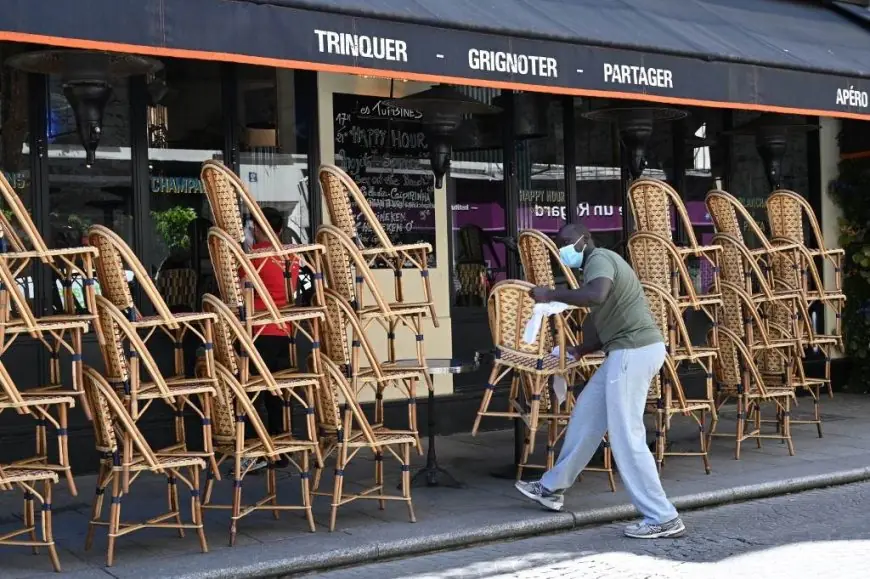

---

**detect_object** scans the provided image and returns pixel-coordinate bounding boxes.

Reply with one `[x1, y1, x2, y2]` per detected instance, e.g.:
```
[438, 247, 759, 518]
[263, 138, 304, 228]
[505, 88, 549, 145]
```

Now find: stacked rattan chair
[626, 178, 721, 471]
[767, 190, 845, 394]
[82, 367, 209, 567]
[706, 190, 819, 440]
[0, 463, 62, 572]
[0, 173, 99, 497]
[319, 164, 437, 324]
[200, 295, 319, 544]
[312, 355, 417, 531]
[87, 227, 220, 473]
[473, 280, 613, 489]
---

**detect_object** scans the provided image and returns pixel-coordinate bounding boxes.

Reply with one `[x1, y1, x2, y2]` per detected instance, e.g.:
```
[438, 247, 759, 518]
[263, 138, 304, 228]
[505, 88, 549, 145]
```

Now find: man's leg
[605, 343, 682, 537]
[516, 358, 609, 511]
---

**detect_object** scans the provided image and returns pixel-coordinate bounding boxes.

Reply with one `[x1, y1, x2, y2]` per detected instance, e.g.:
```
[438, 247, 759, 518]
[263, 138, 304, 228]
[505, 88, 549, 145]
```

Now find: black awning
[2, 0, 870, 119]
[834, 1, 870, 26]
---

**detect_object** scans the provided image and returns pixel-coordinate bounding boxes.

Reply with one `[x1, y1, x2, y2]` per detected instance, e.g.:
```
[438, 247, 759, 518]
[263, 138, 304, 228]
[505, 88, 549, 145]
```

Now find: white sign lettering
[314, 30, 408, 62]
[603, 63, 673, 88]
[468, 49, 558, 78]
[836, 86, 869, 108]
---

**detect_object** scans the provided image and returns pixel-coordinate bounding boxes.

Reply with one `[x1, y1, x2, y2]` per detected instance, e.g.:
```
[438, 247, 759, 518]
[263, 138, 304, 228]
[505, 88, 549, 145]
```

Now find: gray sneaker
[624, 517, 686, 539]
[515, 480, 564, 512]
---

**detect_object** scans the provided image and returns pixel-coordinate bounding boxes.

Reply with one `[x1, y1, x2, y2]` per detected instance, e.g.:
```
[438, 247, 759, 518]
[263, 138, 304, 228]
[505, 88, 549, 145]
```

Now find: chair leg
[402, 443, 416, 524]
[190, 467, 208, 554]
[300, 451, 316, 533]
[754, 403, 762, 449]
[230, 456, 242, 547]
[329, 446, 347, 533]
[107, 470, 122, 567]
[85, 462, 110, 551]
[43, 480, 61, 573]
[472, 364, 502, 435]
[375, 451, 385, 511]
[57, 403, 77, 497]
[24, 485, 38, 554]
[168, 475, 185, 538]
[407, 377, 422, 455]
[267, 463, 280, 520]
[603, 436, 616, 492]
[784, 398, 795, 456]
[700, 410, 711, 475]
[735, 395, 745, 461]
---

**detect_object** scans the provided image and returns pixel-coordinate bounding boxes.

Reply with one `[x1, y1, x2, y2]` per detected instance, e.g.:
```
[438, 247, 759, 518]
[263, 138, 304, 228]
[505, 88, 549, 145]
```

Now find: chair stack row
[626, 178, 720, 473]
[0, 160, 436, 572]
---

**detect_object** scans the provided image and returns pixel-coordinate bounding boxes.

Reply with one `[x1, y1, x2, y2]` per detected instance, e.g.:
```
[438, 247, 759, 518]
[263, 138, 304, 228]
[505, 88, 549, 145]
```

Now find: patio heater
[453, 92, 550, 152]
[582, 106, 688, 237]
[386, 84, 501, 188]
[7, 49, 163, 167]
[724, 113, 819, 191]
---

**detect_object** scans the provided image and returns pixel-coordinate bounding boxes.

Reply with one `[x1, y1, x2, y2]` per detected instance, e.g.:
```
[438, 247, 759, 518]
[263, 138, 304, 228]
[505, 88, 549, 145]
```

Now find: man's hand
[567, 344, 584, 359]
[530, 287, 553, 303]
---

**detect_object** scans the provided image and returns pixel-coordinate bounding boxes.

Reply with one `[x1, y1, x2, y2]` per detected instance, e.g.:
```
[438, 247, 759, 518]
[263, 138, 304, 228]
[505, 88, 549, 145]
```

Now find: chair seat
[672, 346, 717, 362]
[1, 314, 91, 333]
[133, 311, 216, 329]
[495, 348, 595, 374]
[237, 434, 318, 459]
[0, 467, 59, 485]
[249, 242, 325, 258]
[360, 242, 432, 257]
[125, 452, 207, 472]
[359, 302, 432, 318]
[247, 370, 320, 392]
[1, 391, 76, 409]
[135, 377, 216, 400]
[676, 243, 722, 256]
[249, 305, 326, 326]
[4, 246, 99, 260]
[357, 364, 427, 383]
[345, 426, 418, 448]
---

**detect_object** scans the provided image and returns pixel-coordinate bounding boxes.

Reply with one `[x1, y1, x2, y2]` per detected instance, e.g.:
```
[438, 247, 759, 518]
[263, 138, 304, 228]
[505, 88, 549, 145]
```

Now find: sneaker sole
[514, 482, 564, 512]
[624, 525, 687, 539]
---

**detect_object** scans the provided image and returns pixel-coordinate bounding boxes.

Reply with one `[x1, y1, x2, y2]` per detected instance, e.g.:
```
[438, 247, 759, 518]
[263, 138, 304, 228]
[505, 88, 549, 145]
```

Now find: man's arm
[572, 315, 602, 357]
[542, 278, 612, 307]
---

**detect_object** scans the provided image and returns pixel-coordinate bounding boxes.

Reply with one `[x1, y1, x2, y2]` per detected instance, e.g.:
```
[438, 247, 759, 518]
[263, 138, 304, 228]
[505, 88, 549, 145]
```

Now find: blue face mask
[559, 238, 587, 269]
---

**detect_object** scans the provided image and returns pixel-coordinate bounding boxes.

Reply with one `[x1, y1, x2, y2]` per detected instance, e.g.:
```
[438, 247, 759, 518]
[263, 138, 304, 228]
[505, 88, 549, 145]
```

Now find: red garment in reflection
[241, 242, 288, 337]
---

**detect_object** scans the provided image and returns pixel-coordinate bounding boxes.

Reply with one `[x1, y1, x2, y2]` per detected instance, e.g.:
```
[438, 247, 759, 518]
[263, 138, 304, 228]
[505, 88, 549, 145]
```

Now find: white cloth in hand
[522, 302, 571, 345]
[549, 346, 576, 405]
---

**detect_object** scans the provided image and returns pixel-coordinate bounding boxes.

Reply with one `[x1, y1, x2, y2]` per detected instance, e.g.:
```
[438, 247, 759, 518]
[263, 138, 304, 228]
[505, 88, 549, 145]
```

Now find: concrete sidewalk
[3, 394, 870, 579]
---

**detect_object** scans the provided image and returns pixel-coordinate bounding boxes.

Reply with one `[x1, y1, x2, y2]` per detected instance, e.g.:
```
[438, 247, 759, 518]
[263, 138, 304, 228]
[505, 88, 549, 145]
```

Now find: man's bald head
[556, 222, 592, 248]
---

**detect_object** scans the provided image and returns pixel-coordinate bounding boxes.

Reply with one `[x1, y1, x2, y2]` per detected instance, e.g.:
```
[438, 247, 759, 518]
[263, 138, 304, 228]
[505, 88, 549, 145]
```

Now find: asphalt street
[303, 482, 870, 579]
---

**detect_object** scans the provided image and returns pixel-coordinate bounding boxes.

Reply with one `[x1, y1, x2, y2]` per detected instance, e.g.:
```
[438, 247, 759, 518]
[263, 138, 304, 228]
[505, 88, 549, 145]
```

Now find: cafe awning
[2, 0, 870, 119]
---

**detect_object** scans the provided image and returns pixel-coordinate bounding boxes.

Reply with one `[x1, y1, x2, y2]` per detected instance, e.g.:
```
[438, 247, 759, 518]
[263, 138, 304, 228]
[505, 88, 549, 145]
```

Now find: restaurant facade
[1, 0, 870, 470]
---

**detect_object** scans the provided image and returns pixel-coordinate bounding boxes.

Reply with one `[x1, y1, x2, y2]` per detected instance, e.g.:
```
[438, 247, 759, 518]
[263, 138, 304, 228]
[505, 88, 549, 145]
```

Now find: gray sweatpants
[541, 341, 678, 524]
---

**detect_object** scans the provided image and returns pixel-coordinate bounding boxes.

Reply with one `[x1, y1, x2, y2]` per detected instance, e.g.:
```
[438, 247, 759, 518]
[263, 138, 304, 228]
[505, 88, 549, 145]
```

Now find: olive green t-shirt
[583, 247, 663, 352]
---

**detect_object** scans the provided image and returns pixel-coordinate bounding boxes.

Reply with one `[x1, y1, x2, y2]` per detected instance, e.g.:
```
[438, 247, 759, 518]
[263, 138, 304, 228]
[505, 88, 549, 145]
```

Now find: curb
[142, 466, 870, 579]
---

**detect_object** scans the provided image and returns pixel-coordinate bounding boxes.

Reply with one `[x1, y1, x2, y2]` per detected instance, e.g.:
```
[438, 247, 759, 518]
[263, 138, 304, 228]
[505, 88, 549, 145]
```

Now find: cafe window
[575, 99, 624, 251]
[449, 88, 505, 308]
[146, 58, 224, 312]
[47, 74, 134, 314]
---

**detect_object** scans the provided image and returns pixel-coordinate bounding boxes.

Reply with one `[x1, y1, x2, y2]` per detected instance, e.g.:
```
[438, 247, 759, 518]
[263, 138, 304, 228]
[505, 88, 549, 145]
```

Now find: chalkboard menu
[332, 93, 436, 267]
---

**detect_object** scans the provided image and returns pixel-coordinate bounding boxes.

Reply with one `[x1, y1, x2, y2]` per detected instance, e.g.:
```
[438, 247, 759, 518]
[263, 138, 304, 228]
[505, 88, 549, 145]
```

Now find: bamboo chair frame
[207, 226, 325, 374]
[0, 258, 90, 419]
[759, 322, 828, 439]
[0, 170, 98, 318]
[316, 224, 433, 390]
[642, 283, 715, 473]
[0, 361, 77, 496]
[708, 326, 796, 459]
[628, 177, 723, 276]
[0, 465, 61, 572]
[88, 225, 218, 378]
[627, 231, 723, 331]
[201, 160, 326, 307]
[201, 294, 322, 459]
[82, 367, 209, 567]
[200, 360, 317, 545]
[93, 295, 219, 481]
[473, 280, 610, 485]
[320, 287, 423, 452]
[319, 164, 437, 325]
[312, 355, 417, 532]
